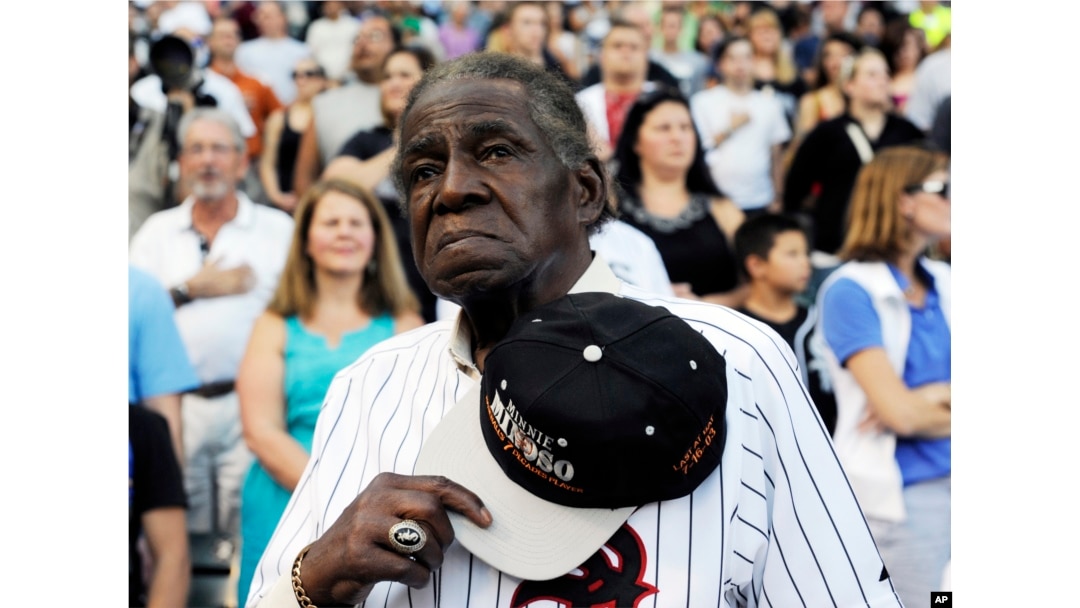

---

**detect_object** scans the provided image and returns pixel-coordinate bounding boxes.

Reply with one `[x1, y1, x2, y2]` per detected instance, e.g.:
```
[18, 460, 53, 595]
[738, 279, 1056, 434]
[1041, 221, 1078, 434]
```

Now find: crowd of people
[127, 1, 951, 607]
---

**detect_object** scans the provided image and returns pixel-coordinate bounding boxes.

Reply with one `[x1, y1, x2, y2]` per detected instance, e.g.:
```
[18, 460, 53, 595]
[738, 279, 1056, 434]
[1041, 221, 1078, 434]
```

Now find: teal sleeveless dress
[238, 313, 395, 602]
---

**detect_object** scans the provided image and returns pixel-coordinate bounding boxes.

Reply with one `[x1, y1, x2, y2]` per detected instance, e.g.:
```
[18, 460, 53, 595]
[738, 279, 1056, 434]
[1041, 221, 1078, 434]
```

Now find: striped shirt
[249, 257, 901, 608]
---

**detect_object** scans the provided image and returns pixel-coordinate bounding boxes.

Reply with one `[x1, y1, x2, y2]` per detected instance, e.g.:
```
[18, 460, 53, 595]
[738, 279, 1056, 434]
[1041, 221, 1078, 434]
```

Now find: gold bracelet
[291, 543, 317, 608]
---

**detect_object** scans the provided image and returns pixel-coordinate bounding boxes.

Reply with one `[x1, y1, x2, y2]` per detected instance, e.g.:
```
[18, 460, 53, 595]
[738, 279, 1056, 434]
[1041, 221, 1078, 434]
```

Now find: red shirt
[604, 90, 639, 150]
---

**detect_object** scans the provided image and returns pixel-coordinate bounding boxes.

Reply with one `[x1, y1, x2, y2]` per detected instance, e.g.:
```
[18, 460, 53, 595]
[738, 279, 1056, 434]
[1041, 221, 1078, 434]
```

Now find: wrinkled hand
[187, 260, 255, 298]
[296, 473, 491, 606]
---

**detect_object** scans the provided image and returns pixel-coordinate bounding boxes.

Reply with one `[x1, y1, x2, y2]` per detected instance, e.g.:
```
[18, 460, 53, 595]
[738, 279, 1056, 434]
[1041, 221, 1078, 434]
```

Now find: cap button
[583, 345, 603, 362]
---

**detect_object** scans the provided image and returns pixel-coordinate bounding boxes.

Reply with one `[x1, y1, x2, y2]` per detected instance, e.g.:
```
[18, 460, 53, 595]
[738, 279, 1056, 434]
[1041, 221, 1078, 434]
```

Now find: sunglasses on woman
[292, 69, 326, 80]
[904, 180, 949, 199]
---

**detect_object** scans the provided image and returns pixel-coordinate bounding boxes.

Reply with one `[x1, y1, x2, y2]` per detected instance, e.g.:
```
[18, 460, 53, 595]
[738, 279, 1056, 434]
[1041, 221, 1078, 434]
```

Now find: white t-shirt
[234, 36, 312, 105]
[691, 86, 791, 210]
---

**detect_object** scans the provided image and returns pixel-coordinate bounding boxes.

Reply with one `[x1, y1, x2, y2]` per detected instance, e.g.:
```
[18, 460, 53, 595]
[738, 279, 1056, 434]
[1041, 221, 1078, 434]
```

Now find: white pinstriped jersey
[248, 258, 902, 608]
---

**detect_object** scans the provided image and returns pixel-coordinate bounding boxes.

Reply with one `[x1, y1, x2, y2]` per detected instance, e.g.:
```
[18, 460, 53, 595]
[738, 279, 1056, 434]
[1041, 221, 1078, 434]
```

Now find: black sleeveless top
[275, 108, 303, 194]
[619, 194, 740, 296]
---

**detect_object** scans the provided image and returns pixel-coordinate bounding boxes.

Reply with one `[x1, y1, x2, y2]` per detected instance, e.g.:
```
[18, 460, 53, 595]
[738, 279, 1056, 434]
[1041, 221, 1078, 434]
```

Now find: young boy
[734, 213, 838, 435]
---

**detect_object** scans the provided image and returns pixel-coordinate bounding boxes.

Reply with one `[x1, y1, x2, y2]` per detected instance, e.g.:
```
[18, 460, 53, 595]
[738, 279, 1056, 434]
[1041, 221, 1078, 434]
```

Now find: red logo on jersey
[511, 524, 658, 608]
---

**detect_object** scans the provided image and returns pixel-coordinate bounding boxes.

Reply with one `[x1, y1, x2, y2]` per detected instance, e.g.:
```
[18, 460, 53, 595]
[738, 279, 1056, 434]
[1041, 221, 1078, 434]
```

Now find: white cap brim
[415, 383, 636, 581]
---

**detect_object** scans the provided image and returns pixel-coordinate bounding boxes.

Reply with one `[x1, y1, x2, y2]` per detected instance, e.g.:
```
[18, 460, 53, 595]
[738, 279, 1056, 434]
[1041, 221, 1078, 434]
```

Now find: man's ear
[574, 157, 609, 226]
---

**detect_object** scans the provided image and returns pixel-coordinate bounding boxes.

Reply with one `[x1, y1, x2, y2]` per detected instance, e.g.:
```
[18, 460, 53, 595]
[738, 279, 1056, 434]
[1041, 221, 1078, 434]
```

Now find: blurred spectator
[811, 0, 857, 38]
[129, 265, 200, 466]
[613, 87, 747, 307]
[545, 0, 589, 82]
[576, 18, 657, 162]
[322, 47, 439, 323]
[694, 11, 727, 88]
[130, 404, 190, 608]
[694, 11, 726, 59]
[880, 19, 928, 114]
[236, 178, 424, 603]
[854, 2, 886, 47]
[784, 47, 924, 259]
[304, 0, 361, 83]
[259, 57, 329, 214]
[438, 0, 481, 60]
[292, 14, 397, 195]
[207, 15, 284, 205]
[653, 4, 709, 97]
[498, 1, 571, 83]
[129, 108, 294, 553]
[579, 3, 680, 91]
[691, 36, 791, 217]
[380, 0, 446, 60]
[733, 213, 837, 435]
[792, 31, 862, 140]
[818, 145, 951, 608]
[908, 0, 951, 50]
[746, 6, 802, 124]
[904, 42, 950, 132]
[234, 1, 312, 104]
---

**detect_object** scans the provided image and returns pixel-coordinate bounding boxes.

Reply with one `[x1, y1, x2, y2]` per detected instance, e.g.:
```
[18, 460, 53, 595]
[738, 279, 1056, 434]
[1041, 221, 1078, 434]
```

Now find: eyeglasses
[182, 143, 237, 157]
[904, 180, 949, 199]
[292, 69, 325, 80]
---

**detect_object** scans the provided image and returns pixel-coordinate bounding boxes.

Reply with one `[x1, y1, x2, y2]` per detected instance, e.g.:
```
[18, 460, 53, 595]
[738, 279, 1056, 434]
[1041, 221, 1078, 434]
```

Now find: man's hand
[295, 473, 491, 606]
[730, 110, 751, 131]
[186, 260, 255, 299]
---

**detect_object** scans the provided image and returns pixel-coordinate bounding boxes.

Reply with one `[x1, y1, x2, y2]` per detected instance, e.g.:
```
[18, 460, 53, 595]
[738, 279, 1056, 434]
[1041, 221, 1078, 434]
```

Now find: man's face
[207, 19, 241, 59]
[178, 119, 246, 203]
[660, 12, 682, 46]
[719, 39, 753, 87]
[352, 17, 395, 77]
[254, 2, 288, 37]
[508, 4, 547, 56]
[398, 79, 594, 301]
[600, 26, 648, 80]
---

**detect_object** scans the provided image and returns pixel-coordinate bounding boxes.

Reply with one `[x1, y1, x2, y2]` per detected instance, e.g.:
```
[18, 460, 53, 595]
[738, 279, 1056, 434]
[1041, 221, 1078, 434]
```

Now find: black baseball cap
[415, 292, 727, 580]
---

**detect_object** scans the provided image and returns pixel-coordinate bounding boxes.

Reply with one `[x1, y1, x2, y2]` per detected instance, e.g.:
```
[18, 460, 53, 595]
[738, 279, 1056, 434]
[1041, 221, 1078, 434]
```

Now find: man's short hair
[393, 52, 616, 234]
[733, 213, 809, 279]
[176, 107, 247, 158]
[603, 17, 648, 46]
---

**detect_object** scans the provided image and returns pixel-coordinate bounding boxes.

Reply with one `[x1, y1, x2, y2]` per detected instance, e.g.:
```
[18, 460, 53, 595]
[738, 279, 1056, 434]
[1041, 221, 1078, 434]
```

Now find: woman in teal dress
[235, 179, 425, 602]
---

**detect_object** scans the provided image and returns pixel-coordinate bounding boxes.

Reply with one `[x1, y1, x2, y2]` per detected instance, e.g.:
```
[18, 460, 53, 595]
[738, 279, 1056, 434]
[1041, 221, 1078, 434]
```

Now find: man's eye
[412, 166, 438, 182]
[484, 145, 513, 160]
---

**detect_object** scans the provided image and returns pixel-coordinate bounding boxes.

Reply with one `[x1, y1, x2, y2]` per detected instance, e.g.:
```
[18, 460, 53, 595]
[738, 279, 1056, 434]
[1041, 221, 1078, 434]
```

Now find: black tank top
[619, 194, 740, 296]
[276, 108, 302, 194]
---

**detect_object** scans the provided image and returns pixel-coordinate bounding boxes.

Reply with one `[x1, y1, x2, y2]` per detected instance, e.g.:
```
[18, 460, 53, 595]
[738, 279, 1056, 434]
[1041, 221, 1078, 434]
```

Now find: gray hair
[392, 52, 616, 234]
[176, 107, 247, 158]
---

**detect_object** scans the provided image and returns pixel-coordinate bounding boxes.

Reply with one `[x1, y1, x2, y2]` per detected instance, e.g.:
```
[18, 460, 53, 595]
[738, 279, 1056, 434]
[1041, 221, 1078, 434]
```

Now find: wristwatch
[171, 282, 193, 307]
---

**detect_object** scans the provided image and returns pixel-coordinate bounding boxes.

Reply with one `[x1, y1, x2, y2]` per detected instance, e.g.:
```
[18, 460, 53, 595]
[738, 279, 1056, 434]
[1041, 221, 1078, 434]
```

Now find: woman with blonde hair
[816, 144, 951, 608]
[235, 178, 424, 601]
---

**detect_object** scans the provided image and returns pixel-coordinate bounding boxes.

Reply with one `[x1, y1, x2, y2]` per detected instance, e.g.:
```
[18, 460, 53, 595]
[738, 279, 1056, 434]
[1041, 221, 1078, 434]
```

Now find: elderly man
[245, 53, 901, 608]
[130, 108, 294, 551]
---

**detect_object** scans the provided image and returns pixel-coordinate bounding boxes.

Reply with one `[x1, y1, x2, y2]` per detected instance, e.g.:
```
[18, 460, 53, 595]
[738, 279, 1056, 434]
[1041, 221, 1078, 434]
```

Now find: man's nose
[434, 156, 489, 214]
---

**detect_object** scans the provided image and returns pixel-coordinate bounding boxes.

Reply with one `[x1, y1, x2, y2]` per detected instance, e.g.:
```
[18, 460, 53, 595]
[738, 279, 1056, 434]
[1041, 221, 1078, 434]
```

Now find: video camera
[148, 34, 217, 105]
